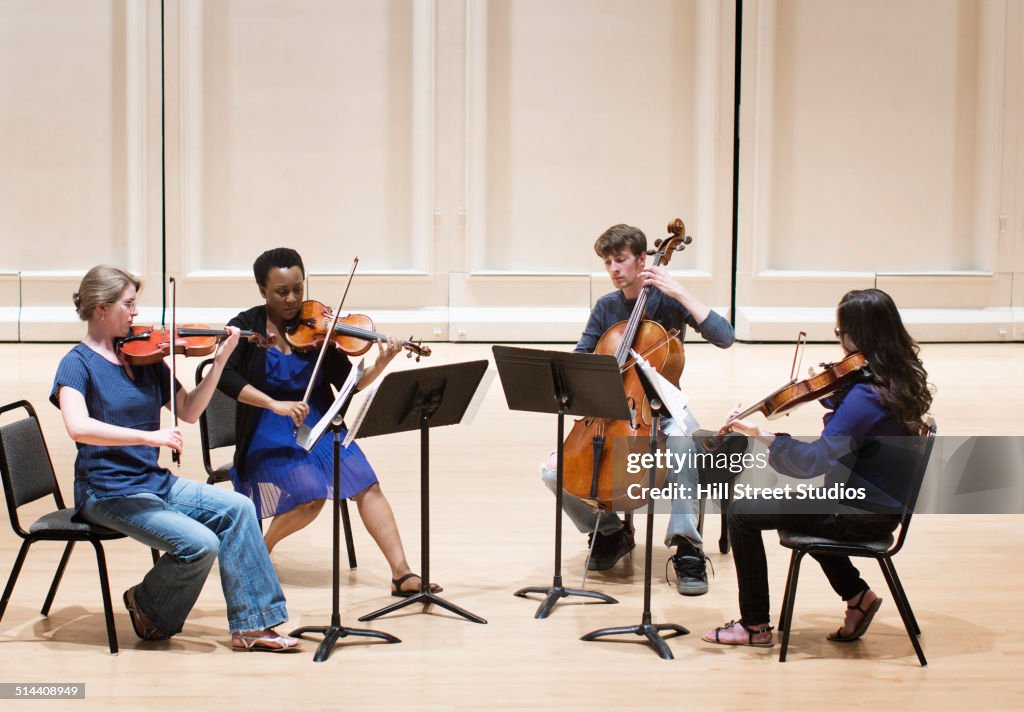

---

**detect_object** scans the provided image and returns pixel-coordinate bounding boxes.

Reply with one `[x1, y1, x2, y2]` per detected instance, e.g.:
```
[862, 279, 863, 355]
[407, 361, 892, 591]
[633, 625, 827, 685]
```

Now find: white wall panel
[458, 0, 736, 340]
[1, 0, 161, 340]
[735, 0, 1018, 340]
[167, 0, 436, 315]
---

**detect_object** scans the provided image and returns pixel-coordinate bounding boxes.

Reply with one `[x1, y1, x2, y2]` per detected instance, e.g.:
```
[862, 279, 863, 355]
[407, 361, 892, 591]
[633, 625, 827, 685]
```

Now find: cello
[561, 219, 692, 511]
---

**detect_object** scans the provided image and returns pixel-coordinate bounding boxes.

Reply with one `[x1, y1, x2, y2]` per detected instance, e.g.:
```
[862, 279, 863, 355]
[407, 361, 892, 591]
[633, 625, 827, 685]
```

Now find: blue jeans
[541, 415, 703, 549]
[80, 477, 288, 635]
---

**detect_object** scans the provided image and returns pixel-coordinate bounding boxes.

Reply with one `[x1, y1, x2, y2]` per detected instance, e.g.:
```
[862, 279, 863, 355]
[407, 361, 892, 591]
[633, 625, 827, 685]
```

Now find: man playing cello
[540, 223, 734, 594]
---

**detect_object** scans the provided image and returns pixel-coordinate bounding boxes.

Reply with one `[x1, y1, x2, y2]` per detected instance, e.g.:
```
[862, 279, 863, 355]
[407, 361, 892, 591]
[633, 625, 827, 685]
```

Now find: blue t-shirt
[50, 343, 180, 506]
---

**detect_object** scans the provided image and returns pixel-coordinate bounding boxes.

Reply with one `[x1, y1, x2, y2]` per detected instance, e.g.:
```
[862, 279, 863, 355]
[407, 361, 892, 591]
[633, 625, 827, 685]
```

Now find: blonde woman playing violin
[53, 265, 298, 652]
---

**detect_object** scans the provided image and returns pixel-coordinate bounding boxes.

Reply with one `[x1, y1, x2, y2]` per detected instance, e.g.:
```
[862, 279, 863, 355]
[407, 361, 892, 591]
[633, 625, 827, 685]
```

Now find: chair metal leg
[0, 539, 32, 623]
[88, 539, 119, 655]
[697, 495, 706, 536]
[41, 541, 75, 616]
[877, 555, 926, 666]
[718, 496, 731, 554]
[778, 550, 806, 663]
[340, 499, 357, 569]
[880, 557, 920, 635]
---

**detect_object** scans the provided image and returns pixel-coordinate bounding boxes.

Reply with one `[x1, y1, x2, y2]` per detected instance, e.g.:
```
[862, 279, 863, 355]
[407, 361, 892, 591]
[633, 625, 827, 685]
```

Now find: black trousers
[727, 497, 899, 624]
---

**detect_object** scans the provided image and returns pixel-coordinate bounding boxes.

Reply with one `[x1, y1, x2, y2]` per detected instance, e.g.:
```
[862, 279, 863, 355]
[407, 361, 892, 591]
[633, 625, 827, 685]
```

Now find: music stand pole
[580, 385, 689, 658]
[513, 390, 619, 618]
[290, 415, 401, 662]
[492, 346, 630, 619]
[357, 361, 490, 624]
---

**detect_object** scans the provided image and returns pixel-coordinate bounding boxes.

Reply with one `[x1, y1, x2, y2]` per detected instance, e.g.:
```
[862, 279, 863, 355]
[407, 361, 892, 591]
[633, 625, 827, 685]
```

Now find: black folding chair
[0, 400, 156, 655]
[195, 359, 357, 568]
[776, 420, 937, 666]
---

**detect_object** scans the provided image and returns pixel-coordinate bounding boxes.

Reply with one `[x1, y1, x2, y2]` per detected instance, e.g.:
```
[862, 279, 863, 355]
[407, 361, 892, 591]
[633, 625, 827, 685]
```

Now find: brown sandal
[123, 587, 170, 641]
[391, 573, 443, 598]
[702, 620, 774, 648]
[828, 592, 882, 642]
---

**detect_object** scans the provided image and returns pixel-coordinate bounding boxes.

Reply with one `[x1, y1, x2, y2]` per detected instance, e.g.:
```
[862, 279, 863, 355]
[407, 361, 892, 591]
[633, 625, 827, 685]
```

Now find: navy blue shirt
[50, 344, 180, 506]
[769, 382, 915, 512]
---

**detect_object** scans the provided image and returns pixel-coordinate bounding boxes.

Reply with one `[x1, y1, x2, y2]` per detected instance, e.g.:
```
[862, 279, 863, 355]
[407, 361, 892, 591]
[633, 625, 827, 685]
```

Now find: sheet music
[342, 380, 377, 448]
[460, 369, 495, 427]
[296, 358, 365, 451]
[630, 349, 697, 435]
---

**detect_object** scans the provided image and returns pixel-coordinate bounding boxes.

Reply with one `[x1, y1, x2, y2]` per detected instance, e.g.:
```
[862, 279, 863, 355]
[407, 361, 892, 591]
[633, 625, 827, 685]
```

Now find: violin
[561, 218, 692, 511]
[117, 325, 274, 366]
[285, 300, 431, 361]
[704, 351, 869, 450]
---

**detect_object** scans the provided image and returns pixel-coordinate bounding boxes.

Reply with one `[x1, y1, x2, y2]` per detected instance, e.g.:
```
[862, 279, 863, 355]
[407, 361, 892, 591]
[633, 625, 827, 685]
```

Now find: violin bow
[168, 276, 180, 466]
[297, 257, 359, 430]
[790, 331, 807, 381]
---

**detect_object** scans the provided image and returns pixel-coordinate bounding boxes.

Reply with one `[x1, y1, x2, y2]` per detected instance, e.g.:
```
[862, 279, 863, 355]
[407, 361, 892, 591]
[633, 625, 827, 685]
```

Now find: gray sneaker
[671, 550, 709, 596]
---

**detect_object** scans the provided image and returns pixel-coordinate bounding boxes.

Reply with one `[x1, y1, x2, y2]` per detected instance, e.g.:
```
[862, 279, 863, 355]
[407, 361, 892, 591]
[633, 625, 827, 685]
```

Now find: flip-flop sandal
[702, 620, 775, 648]
[391, 573, 443, 598]
[232, 631, 301, 653]
[123, 587, 171, 641]
[829, 595, 882, 642]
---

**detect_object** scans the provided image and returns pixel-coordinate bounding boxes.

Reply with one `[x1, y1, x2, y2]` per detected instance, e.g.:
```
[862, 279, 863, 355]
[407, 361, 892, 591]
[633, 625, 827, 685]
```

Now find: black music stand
[580, 363, 688, 659]
[492, 346, 630, 619]
[356, 361, 490, 624]
[290, 414, 401, 662]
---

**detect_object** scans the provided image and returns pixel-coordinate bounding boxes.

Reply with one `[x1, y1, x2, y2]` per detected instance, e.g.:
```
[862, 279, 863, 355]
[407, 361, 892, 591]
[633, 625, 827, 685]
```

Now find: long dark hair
[837, 289, 932, 433]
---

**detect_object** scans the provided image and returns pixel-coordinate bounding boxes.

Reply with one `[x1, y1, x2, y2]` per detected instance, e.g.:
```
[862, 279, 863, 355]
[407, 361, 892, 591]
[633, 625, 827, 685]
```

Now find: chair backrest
[195, 359, 238, 478]
[891, 418, 937, 554]
[0, 401, 63, 536]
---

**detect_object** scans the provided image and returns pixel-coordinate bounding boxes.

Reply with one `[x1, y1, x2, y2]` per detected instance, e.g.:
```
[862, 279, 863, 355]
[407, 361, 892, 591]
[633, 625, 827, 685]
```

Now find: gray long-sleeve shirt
[574, 289, 734, 364]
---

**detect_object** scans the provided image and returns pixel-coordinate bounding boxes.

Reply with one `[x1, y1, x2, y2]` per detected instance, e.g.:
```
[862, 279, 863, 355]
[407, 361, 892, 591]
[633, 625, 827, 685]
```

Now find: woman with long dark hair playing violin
[219, 248, 440, 598]
[703, 288, 932, 648]
[52, 265, 299, 651]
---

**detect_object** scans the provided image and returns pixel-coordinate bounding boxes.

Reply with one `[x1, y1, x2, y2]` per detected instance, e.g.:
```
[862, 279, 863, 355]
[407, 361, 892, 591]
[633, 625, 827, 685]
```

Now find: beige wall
[1, 0, 1022, 342]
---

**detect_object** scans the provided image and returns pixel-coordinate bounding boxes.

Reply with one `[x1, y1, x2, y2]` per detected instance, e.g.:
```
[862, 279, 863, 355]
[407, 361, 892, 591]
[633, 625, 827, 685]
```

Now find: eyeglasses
[115, 299, 138, 311]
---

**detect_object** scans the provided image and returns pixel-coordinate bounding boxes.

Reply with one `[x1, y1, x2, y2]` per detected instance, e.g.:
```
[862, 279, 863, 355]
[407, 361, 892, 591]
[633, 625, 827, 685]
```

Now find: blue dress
[229, 348, 379, 518]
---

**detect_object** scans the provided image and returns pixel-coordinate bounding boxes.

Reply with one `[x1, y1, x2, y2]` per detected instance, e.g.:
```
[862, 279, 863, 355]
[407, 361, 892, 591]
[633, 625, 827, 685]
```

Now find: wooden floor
[0, 341, 1022, 710]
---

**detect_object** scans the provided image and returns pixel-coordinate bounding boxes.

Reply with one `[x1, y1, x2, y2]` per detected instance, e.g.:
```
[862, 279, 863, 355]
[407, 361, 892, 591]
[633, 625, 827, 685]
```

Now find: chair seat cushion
[778, 530, 894, 552]
[29, 508, 124, 538]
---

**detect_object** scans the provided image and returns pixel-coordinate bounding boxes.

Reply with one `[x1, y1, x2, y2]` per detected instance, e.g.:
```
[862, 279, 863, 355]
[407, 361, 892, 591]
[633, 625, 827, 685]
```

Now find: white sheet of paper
[296, 358, 365, 451]
[342, 381, 377, 448]
[630, 349, 696, 435]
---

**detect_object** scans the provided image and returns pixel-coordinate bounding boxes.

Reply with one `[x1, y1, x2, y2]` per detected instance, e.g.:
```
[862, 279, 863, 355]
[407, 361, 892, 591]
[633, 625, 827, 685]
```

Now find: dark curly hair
[837, 289, 933, 434]
[253, 248, 304, 286]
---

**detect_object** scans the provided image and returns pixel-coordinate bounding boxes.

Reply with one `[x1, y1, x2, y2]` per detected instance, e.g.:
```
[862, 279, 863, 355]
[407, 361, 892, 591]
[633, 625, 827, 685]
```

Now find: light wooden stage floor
[0, 341, 1022, 710]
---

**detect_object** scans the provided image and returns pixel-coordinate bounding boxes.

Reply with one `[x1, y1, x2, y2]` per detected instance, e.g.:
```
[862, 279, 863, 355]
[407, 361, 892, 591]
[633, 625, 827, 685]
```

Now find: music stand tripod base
[359, 588, 486, 624]
[514, 580, 618, 620]
[291, 617, 401, 664]
[580, 620, 689, 660]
